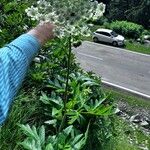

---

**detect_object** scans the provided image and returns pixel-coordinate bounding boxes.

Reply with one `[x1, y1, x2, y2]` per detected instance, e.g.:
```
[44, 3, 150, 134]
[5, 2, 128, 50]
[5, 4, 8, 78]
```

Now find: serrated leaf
[19, 124, 38, 140]
[63, 125, 73, 136]
[82, 81, 99, 87]
[52, 107, 60, 116]
[72, 134, 83, 145]
[94, 105, 113, 116]
[45, 119, 57, 125]
[39, 126, 45, 146]
[45, 143, 54, 150]
[93, 96, 108, 110]
[40, 92, 50, 105]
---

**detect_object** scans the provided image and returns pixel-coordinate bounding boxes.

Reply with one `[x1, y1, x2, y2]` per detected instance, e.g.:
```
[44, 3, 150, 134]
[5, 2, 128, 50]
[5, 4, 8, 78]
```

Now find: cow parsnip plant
[19, 40, 115, 150]
[19, 1, 115, 150]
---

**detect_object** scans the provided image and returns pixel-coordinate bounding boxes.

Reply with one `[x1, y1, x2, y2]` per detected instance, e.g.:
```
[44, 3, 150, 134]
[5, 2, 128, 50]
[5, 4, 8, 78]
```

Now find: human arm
[0, 23, 54, 125]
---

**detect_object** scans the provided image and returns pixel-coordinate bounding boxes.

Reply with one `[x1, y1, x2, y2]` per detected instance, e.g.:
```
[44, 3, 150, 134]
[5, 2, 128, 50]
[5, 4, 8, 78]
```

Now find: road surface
[74, 41, 150, 99]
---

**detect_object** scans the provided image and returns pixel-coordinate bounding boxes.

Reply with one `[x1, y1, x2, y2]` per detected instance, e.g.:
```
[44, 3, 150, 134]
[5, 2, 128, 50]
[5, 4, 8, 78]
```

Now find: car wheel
[93, 37, 99, 43]
[112, 41, 118, 46]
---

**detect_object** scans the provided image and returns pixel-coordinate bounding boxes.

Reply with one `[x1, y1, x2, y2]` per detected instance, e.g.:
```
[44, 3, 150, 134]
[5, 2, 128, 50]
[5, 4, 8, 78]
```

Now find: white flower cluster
[25, 0, 105, 38]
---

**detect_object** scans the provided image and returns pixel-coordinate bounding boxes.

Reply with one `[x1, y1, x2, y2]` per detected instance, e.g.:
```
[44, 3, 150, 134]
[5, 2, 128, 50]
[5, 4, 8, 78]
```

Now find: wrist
[27, 29, 43, 45]
[27, 23, 55, 45]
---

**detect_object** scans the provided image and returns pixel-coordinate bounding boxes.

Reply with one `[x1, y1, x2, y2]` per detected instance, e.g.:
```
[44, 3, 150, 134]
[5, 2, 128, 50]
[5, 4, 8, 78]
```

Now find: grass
[0, 89, 43, 150]
[102, 87, 150, 150]
[104, 116, 150, 150]
[103, 86, 150, 109]
[125, 40, 150, 55]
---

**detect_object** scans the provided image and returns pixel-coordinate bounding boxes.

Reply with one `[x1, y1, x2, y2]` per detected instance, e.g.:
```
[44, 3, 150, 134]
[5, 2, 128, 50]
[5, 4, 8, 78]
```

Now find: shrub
[110, 21, 144, 39]
[142, 30, 150, 36]
[103, 22, 111, 29]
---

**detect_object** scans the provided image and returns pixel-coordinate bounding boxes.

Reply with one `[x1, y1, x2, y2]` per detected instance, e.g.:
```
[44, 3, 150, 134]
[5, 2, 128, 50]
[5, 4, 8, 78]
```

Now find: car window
[101, 32, 111, 36]
[95, 31, 102, 34]
[111, 31, 118, 37]
[103, 32, 111, 37]
[96, 31, 111, 37]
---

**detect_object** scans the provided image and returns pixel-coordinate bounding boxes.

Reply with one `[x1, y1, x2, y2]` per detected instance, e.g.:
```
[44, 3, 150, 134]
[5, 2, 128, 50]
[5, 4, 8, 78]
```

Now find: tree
[98, 0, 150, 28]
[125, 0, 150, 28]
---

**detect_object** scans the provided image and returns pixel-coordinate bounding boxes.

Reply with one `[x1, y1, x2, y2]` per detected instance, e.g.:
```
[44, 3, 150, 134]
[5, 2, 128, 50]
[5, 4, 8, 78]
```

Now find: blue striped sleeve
[0, 34, 40, 125]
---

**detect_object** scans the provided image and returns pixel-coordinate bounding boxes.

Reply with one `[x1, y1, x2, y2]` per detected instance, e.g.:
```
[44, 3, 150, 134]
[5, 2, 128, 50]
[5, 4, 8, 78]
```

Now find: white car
[93, 29, 125, 46]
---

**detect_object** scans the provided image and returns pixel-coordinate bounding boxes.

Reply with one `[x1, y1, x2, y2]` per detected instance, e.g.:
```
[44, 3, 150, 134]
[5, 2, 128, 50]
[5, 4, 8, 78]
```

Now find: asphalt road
[74, 41, 150, 99]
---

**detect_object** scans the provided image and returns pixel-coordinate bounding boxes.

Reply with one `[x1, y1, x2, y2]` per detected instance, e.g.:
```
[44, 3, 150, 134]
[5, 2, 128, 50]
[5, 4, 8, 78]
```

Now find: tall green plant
[19, 124, 89, 150]
[18, 1, 116, 149]
[20, 38, 115, 149]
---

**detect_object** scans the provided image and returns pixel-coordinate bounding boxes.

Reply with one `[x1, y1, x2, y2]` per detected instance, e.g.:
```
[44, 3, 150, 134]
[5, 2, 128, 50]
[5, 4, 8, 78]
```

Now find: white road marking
[85, 41, 150, 57]
[102, 80, 150, 99]
[77, 52, 103, 61]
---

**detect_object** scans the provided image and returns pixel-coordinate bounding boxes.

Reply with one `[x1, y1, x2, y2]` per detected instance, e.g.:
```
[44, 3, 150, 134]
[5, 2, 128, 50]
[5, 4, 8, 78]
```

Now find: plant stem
[64, 35, 72, 110]
[58, 35, 72, 132]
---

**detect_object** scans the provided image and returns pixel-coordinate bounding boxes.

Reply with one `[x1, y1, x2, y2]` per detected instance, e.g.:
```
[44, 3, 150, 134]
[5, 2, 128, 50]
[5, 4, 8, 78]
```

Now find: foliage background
[98, 0, 150, 29]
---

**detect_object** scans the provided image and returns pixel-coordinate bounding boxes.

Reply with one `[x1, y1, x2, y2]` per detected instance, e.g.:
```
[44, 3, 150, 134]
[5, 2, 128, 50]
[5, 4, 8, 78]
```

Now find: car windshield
[111, 31, 118, 37]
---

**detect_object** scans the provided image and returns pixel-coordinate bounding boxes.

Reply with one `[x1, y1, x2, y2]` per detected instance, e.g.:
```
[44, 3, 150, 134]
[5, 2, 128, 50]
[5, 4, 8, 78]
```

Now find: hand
[27, 23, 55, 45]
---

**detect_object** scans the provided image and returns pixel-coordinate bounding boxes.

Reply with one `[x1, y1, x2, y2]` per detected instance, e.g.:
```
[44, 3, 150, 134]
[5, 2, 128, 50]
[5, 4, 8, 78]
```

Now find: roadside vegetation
[104, 88, 150, 150]
[125, 40, 150, 55]
[103, 116, 150, 150]
[0, 1, 149, 150]
[103, 87, 150, 109]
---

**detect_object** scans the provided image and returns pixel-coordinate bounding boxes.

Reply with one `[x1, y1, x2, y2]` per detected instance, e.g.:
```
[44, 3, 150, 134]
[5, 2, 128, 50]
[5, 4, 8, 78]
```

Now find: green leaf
[56, 88, 65, 93]
[63, 125, 73, 136]
[19, 124, 38, 140]
[73, 137, 85, 150]
[52, 107, 62, 118]
[94, 105, 113, 116]
[45, 143, 54, 150]
[45, 119, 57, 126]
[72, 134, 83, 145]
[82, 81, 99, 87]
[40, 92, 50, 105]
[93, 96, 108, 110]
[68, 111, 79, 124]
[38, 126, 45, 146]
[83, 104, 90, 111]
[49, 97, 63, 106]
[40, 92, 63, 107]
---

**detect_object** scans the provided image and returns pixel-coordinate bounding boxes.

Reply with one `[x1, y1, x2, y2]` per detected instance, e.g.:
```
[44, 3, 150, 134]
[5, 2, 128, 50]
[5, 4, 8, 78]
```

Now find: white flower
[93, 3, 106, 20]
[25, 0, 105, 38]
[25, 6, 39, 18]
